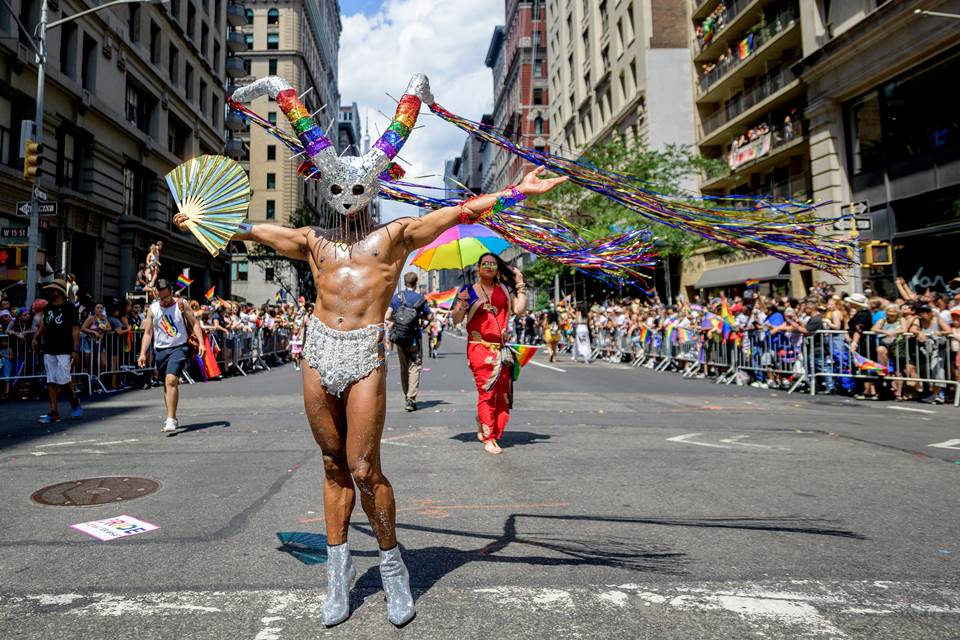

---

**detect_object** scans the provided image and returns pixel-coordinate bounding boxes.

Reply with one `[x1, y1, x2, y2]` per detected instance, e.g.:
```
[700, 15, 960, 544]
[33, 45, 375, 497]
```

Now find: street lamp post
[0, 0, 165, 304]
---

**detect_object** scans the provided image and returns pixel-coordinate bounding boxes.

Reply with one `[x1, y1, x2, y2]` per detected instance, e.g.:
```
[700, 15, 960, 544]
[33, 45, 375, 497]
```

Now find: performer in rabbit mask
[174, 74, 566, 628]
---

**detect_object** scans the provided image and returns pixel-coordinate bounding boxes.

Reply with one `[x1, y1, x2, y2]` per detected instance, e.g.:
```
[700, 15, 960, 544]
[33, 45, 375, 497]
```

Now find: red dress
[466, 284, 512, 441]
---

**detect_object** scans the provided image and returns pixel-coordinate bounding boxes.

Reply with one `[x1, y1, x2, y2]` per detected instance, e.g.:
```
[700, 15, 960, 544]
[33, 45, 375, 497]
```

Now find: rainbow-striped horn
[365, 74, 434, 178]
[228, 77, 338, 179]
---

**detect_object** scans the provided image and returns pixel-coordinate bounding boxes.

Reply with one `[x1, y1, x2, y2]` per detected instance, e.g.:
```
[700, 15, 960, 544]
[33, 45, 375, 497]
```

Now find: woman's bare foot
[477, 420, 492, 442]
[483, 440, 502, 455]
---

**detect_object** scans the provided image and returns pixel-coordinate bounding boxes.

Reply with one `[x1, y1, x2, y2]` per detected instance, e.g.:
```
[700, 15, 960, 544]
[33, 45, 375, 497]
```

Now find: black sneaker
[404, 400, 416, 412]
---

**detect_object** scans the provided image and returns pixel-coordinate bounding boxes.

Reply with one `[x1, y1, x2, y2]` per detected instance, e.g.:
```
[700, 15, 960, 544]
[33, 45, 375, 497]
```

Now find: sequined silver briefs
[303, 318, 385, 397]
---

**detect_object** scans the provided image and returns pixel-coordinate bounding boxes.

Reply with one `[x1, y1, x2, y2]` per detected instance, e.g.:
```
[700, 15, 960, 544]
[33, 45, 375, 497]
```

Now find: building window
[534, 116, 544, 134]
[168, 113, 190, 159]
[213, 41, 220, 72]
[0, 96, 12, 166]
[599, 0, 607, 28]
[186, 3, 196, 40]
[234, 259, 248, 281]
[211, 96, 219, 127]
[267, 7, 279, 24]
[266, 32, 279, 50]
[534, 59, 543, 77]
[266, 172, 276, 189]
[81, 34, 97, 92]
[122, 163, 150, 218]
[268, 58, 277, 75]
[267, 111, 277, 125]
[245, 33, 253, 47]
[214, 0, 221, 23]
[125, 81, 154, 134]
[128, 3, 140, 42]
[170, 0, 180, 21]
[244, 7, 253, 23]
[59, 23, 77, 78]
[533, 88, 543, 105]
[848, 91, 882, 175]
[267, 144, 276, 161]
[185, 63, 194, 100]
[58, 131, 76, 189]
[149, 21, 161, 64]
[266, 199, 276, 220]
[168, 45, 179, 84]
[601, 45, 609, 69]
[264, 267, 275, 282]
[200, 23, 208, 56]
[199, 80, 207, 113]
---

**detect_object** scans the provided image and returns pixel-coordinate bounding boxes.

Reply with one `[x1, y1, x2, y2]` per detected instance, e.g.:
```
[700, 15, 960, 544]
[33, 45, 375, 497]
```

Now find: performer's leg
[343, 367, 415, 626]
[491, 373, 512, 441]
[341, 366, 395, 549]
[302, 367, 352, 544]
[302, 367, 356, 627]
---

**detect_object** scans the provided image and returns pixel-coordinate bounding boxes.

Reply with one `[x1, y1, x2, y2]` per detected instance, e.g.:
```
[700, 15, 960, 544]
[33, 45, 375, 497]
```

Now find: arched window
[534, 116, 544, 135]
[244, 8, 253, 24]
[244, 33, 253, 47]
[267, 8, 279, 24]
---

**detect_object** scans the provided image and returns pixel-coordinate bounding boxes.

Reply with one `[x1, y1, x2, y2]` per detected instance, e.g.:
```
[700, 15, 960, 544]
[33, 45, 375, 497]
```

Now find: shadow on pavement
[449, 431, 552, 448]
[167, 420, 232, 436]
[414, 400, 450, 410]
[0, 404, 148, 450]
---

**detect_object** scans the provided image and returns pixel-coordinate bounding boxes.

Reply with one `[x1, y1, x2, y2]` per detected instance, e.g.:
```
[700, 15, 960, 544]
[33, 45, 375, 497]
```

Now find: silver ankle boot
[379, 546, 415, 626]
[323, 542, 357, 627]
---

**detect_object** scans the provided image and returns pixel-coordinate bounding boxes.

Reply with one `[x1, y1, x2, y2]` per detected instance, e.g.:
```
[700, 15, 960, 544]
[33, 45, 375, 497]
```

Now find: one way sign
[15, 201, 58, 217]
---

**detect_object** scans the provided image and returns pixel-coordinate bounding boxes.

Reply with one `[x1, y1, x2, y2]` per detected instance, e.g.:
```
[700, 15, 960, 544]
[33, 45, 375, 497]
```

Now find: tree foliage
[248, 207, 317, 301]
[534, 136, 726, 263]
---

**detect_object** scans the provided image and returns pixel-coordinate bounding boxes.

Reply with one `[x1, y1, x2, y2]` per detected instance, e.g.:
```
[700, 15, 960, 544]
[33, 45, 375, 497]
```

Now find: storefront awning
[694, 258, 788, 289]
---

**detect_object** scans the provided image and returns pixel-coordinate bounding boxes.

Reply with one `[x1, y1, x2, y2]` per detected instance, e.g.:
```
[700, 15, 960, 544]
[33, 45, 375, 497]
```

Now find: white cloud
[339, 0, 503, 221]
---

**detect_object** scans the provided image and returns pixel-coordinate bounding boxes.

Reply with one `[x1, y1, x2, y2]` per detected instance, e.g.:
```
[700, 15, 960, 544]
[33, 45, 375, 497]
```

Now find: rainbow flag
[638, 325, 651, 344]
[745, 279, 760, 288]
[663, 321, 676, 344]
[205, 286, 216, 302]
[720, 298, 736, 340]
[507, 344, 538, 381]
[701, 312, 722, 332]
[676, 327, 695, 343]
[425, 287, 458, 309]
[177, 274, 193, 289]
[852, 351, 887, 375]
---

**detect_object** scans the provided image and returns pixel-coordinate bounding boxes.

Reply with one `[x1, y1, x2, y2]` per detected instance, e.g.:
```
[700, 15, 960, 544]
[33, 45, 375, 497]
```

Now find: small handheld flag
[852, 351, 887, 375]
[177, 274, 193, 289]
[507, 344, 539, 381]
[205, 286, 216, 301]
[425, 287, 458, 309]
[745, 279, 760, 288]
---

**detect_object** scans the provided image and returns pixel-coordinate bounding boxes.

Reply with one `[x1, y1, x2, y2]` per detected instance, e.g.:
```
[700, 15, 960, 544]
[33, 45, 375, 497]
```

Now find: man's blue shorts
[155, 344, 190, 379]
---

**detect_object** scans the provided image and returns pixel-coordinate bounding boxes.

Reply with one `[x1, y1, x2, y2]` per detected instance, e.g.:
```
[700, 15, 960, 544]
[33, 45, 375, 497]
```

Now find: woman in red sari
[451, 252, 528, 454]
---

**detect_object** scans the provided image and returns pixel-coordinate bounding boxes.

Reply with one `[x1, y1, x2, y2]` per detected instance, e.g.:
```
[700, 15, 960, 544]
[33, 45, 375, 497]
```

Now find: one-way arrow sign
[841, 200, 869, 216]
[15, 201, 58, 217]
[832, 218, 871, 232]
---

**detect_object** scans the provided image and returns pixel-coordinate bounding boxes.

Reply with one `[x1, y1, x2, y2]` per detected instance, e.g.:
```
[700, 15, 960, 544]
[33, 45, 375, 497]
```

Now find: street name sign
[0, 226, 29, 239]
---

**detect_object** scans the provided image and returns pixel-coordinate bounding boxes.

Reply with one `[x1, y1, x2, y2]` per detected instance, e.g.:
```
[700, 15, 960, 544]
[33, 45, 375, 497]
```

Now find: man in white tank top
[137, 279, 205, 433]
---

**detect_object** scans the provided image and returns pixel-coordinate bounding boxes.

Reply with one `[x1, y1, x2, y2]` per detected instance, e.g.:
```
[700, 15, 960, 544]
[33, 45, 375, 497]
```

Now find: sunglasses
[479, 263, 498, 269]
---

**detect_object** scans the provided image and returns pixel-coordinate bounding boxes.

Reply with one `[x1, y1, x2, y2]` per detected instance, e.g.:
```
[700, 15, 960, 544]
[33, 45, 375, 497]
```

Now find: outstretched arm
[173, 214, 310, 260]
[404, 167, 567, 250]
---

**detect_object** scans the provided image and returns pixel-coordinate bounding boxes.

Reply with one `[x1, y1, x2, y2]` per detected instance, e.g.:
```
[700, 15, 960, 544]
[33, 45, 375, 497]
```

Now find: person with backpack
[385, 272, 432, 411]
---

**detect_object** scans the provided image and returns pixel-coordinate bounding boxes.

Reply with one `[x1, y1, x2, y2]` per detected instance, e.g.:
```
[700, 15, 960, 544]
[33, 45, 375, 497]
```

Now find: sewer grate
[31, 477, 161, 507]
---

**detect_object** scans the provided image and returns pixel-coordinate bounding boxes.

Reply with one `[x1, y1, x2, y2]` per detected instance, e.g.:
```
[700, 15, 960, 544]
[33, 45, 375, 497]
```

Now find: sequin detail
[303, 318, 384, 397]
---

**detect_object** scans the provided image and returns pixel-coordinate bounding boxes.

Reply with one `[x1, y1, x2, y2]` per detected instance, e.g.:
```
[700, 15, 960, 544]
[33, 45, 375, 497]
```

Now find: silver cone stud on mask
[229, 74, 434, 215]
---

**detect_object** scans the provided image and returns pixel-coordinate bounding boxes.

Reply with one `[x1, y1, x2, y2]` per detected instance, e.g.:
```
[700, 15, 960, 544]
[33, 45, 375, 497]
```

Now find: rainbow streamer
[427, 104, 857, 276]
[507, 344, 539, 382]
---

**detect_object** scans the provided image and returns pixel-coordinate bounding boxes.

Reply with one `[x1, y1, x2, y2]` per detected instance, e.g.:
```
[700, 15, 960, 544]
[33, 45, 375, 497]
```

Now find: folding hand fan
[165, 155, 251, 256]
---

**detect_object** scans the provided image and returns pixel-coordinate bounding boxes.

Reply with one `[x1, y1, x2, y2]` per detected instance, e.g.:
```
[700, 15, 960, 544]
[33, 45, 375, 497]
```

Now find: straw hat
[844, 293, 869, 308]
[42, 278, 69, 296]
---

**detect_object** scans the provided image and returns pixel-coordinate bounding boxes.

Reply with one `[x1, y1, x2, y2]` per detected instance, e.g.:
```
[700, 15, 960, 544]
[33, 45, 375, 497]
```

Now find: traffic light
[23, 139, 42, 182]
[862, 241, 892, 267]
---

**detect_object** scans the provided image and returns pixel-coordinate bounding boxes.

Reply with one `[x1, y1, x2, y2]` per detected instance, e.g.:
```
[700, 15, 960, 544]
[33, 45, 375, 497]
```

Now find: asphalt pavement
[0, 334, 958, 639]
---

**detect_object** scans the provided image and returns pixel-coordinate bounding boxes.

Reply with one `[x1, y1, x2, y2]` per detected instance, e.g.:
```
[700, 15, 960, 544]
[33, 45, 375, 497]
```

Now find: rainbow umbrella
[411, 224, 510, 271]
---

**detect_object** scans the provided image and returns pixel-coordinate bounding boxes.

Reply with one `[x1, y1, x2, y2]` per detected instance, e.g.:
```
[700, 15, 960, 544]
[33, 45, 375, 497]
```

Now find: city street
[0, 337, 958, 639]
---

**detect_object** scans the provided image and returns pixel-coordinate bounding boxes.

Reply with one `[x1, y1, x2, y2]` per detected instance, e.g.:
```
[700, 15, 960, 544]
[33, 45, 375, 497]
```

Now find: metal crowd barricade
[730, 329, 808, 391]
[94, 329, 154, 391]
[807, 330, 959, 406]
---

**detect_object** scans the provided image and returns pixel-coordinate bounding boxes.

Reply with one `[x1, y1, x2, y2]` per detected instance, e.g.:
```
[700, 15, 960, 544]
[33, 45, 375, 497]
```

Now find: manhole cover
[32, 477, 161, 506]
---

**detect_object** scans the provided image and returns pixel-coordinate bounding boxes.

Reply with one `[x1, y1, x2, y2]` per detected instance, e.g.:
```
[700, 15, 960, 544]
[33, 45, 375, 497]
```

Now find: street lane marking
[719, 435, 790, 452]
[666, 433, 731, 449]
[886, 405, 936, 414]
[928, 439, 960, 451]
[35, 438, 139, 449]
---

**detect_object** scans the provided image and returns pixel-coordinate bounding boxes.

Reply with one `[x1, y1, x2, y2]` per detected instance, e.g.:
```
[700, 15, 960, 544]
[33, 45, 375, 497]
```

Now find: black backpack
[390, 291, 423, 343]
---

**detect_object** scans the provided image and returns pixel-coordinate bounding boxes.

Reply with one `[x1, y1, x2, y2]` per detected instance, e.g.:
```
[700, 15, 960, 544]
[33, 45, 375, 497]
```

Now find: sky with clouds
[338, 0, 504, 221]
